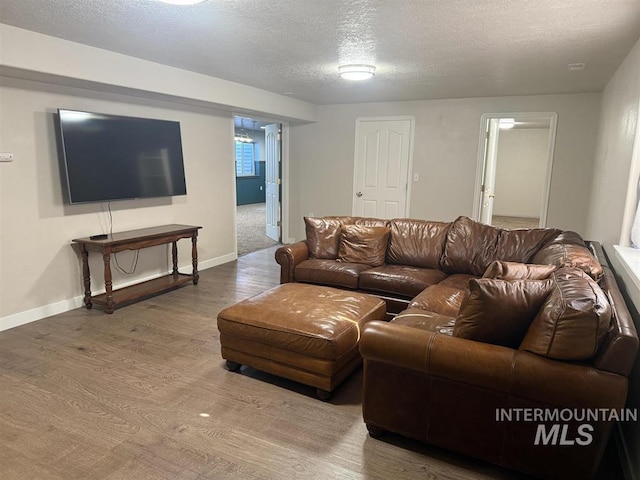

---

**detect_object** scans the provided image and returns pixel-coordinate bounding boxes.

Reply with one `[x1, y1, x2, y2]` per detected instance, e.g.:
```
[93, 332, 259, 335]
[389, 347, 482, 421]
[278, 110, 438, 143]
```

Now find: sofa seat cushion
[386, 218, 451, 269]
[391, 307, 456, 335]
[438, 273, 478, 290]
[520, 267, 612, 360]
[409, 284, 466, 317]
[453, 278, 554, 349]
[358, 265, 447, 298]
[295, 259, 372, 289]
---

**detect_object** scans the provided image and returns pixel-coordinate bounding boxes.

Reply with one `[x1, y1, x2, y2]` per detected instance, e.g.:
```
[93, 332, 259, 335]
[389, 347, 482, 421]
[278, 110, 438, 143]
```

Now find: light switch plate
[0, 153, 14, 162]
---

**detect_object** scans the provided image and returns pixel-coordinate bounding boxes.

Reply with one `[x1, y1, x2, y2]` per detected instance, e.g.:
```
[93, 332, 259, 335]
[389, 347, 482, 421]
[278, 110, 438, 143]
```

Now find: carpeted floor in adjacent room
[237, 202, 280, 256]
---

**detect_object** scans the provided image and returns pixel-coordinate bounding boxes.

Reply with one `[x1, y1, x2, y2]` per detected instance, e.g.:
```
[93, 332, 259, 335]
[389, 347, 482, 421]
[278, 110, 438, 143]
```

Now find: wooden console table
[72, 224, 202, 314]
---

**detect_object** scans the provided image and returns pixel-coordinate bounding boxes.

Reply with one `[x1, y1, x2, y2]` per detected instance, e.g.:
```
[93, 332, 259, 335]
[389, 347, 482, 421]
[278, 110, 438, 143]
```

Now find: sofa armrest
[360, 321, 629, 403]
[360, 321, 515, 392]
[274, 241, 309, 283]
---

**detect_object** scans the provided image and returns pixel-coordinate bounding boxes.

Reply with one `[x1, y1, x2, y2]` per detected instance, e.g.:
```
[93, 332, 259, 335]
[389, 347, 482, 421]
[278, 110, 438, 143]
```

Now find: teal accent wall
[236, 161, 266, 205]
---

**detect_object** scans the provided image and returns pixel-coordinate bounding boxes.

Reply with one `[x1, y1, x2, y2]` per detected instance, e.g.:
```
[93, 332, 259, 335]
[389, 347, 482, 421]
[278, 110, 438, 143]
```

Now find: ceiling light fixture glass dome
[339, 64, 376, 81]
[498, 118, 516, 129]
[156, 0, 208, 5]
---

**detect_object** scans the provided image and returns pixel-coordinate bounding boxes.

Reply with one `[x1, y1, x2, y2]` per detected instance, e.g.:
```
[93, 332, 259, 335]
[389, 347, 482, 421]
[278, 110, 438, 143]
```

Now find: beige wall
[0, 26, 317, 329]
[0, 78, 236, 326]
[0, 24, 318, 125]
[288, 94, 601, 240]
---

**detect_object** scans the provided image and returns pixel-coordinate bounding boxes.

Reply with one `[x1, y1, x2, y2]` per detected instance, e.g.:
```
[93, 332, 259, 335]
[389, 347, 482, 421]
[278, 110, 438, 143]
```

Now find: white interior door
[265, 123, 280, 241]
[353, 117, 414, 218]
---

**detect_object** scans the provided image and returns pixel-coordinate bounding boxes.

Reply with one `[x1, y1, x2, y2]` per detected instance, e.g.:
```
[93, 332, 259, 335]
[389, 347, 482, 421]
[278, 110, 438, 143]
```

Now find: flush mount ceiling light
[498, 118, 516, 129]
[568, 62, 586, 71]
[338, 64, 376, 81]
[155, 0, 208, 5]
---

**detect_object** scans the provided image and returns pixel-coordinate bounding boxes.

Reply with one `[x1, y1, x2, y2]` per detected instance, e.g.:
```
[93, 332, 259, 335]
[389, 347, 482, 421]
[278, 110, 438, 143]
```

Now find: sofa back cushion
[520, 268, 611, 360]
[352, 217, 390, 228]
[387, 219, 451, 269]
[338, 225, 390, 267]
[483, 260, 556, 280]
[453, 278, 554, 348]
[531, 234, 603, 280]
[442, 216, 560, 276]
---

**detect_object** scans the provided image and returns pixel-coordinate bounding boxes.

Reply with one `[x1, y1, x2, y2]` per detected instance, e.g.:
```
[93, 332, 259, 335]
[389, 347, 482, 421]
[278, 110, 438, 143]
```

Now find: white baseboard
[0, 297, 85, 332]
[0, 252, 237, 333]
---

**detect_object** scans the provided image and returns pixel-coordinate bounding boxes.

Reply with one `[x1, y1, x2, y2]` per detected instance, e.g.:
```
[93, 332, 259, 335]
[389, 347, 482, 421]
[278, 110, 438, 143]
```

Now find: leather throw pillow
[453, 278, 554, 349]
[483, 260, 556, 280]
[304, 216, 346, 259]
[338, 225, 390, 267]
[520, 267, 611, 360]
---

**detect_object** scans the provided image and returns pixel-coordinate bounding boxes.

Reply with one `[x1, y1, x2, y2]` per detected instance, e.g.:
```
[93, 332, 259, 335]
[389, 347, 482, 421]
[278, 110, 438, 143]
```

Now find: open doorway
[234, 116, 282, 256]
[473, 113, 557, 229]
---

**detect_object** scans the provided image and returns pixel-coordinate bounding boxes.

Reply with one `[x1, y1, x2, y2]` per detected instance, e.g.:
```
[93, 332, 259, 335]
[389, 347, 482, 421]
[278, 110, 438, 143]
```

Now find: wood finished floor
[0, 246, 623, 480]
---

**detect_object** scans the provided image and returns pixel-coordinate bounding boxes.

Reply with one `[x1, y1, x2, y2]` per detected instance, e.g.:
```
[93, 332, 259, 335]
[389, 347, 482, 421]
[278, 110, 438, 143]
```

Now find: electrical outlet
[0, 152, 14, 162]
[413, 173, 420, 181]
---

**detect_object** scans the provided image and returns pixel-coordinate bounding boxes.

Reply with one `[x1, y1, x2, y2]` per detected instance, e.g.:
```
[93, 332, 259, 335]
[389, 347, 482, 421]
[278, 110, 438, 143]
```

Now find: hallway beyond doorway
[237, 203, 279, 256]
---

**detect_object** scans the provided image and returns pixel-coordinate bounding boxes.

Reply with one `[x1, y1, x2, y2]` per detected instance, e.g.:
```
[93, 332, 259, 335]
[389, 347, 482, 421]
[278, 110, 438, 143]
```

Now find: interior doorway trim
[231, 115, 291, 257]
[472, 112, 558, 227]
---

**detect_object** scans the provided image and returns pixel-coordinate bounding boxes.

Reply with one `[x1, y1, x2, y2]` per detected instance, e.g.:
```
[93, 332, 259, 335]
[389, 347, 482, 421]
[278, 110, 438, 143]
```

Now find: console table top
[72, 224, 202, 246]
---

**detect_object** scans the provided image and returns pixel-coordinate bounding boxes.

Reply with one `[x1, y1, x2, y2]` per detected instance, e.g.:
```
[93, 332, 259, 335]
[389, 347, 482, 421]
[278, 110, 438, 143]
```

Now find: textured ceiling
[2, 0, 640, 105]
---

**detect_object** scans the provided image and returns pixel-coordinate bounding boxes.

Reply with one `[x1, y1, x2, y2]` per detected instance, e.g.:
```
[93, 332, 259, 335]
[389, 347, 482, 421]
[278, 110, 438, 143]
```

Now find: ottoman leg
[366, 423, 385, 438]
[225, 360, 242, 372]
[316, 388, 332, 401]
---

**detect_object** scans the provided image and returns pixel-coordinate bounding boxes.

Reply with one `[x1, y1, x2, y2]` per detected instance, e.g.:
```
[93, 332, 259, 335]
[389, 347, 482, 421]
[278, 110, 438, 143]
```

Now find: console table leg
[171, 241, 179, 278]
[103, 253, 114, 314]
[192, 234, 199, 285]
[81, 245, 92, 309]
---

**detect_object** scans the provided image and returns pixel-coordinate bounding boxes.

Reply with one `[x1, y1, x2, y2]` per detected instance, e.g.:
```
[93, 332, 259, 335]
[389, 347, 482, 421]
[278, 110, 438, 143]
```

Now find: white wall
[288, 94, 601, 240]
[0, 78, 238, 328]
[587, 37, 640, 249]
[493, 128, 549, 218]
[586, 36, 640, 480]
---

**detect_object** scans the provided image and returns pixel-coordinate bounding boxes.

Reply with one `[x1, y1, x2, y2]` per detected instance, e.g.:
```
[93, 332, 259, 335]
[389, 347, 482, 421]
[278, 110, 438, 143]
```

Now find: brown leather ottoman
[217, 283, 386, 399]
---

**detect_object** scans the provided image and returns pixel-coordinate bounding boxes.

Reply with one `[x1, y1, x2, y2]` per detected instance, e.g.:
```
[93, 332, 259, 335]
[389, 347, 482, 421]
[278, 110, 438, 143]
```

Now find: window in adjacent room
[235, 141, 256, 177]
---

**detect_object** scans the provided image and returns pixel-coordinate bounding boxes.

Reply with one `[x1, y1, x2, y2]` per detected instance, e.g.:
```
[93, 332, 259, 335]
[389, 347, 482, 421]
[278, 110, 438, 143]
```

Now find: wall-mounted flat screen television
[57, 109, 187, 204]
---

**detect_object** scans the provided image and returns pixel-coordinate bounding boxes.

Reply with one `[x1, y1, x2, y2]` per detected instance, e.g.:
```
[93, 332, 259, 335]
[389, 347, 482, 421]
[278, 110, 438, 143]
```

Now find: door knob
[356, 192, 363, 197]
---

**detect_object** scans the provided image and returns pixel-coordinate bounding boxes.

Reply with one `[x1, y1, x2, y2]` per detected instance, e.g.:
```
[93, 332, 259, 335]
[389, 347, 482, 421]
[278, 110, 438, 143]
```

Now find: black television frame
[56, 109, 188, 204]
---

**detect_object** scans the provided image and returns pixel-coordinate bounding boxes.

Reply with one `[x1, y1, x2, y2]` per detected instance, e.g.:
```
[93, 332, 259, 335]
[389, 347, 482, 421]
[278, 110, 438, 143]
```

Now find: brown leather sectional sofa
[275, 215, 639, 479]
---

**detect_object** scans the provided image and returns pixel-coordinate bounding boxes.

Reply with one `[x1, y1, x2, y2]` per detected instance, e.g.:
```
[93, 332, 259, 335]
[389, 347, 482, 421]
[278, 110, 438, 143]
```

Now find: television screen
[57, 109, 187, 204]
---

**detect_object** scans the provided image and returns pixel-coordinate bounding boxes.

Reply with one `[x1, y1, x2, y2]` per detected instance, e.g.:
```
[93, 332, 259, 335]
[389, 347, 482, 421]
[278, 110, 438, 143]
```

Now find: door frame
[352, 116, 415, 217]
[232, 116, 291, 257]
[472, 112, 558, 227]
